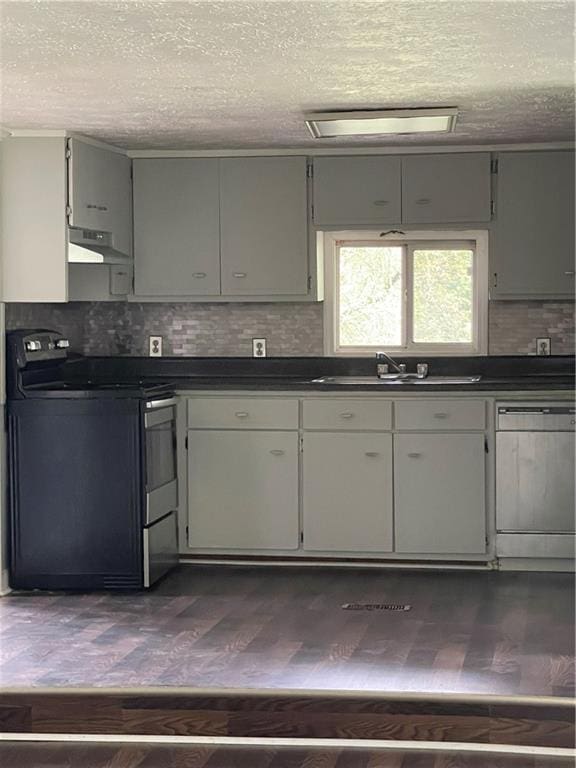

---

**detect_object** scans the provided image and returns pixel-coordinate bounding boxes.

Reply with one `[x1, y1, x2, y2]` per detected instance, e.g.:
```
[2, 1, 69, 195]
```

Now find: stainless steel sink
[311, 375, 482, 385]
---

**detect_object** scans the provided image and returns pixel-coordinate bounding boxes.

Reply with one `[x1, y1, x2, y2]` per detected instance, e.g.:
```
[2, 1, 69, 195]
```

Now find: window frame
[323, 229, 489, 357]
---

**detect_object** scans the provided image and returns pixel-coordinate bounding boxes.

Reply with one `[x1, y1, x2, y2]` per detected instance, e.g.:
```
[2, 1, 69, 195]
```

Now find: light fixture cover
[304, 108, 458, 138]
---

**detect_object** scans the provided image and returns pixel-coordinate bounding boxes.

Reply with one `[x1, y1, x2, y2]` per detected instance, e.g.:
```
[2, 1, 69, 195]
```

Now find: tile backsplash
[6, 302, 325, 357]
[5, 300, 574, 356]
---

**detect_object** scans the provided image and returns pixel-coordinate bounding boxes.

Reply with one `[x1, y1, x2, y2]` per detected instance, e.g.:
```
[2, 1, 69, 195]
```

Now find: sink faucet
[376, 352, 429, 379]
[376, 351, 406, 376]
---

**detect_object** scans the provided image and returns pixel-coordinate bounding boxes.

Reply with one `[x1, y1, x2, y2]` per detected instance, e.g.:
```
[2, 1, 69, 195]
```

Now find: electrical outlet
[536, 337, 551, 356]
[149, 335, 163, 357]
[252, 338, 267, 357]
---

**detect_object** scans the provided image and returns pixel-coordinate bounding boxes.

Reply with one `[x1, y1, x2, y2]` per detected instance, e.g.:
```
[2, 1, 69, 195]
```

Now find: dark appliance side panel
[8, 398, 143, 590]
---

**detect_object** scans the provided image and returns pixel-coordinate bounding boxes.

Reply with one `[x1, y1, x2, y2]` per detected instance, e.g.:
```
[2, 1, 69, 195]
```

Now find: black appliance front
[8, 397, 144, 590]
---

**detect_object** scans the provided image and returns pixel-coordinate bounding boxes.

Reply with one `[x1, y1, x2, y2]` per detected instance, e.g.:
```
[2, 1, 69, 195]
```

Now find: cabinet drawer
[303, 399, 392, 431]
[188, 398, 299, 430]
[394, 400, 485, 431]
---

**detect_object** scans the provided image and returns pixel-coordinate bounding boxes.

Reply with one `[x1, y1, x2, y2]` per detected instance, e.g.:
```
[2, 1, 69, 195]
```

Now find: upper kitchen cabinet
[219, 157, 309, 295]
[491, 151, 575, 299]
[1, 135, 133, 303]
[311, 153, 491, 226]
[68, 138, 132, 257]
[132, 156, 311, 300]
[312, 156, 402, 225]
[133, 159, 221, 296]
[1, 137, 68, 302]
[401, 153, 492, 223]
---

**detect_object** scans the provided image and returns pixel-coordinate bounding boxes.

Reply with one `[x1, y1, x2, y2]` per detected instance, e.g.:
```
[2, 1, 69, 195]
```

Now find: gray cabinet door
[68, 264, 131, 301]
[187, 430, 299, 550]
[68, 139, 132, 256]
[133, 159, 220, 296]
[303, 432, 393, 552]
[313, 156, 402, 225]
[394, 433, 486, 554]
[402, 153, 491, 223]
[220, 157, 308, 295]
[492, 151, 575, 298]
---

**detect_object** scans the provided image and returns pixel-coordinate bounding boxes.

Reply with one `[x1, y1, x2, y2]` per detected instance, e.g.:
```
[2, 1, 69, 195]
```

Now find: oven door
[143, 511, 178, 587]
[144, 397, 178, 525]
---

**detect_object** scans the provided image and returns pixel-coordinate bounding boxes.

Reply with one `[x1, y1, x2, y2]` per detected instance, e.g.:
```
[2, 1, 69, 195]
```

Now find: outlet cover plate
[536, 337, 551, 356]
[252, 338, 267, 357]
[149, 335, 163, 357]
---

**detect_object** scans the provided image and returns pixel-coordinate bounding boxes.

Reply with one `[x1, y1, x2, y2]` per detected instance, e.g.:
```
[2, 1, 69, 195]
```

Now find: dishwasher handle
[497, 402, 576, 431]
[498, 406, 575, 415]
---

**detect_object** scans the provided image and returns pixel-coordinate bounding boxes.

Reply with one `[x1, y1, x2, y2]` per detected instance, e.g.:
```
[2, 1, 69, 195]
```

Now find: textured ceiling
[1, 0, 574, 149]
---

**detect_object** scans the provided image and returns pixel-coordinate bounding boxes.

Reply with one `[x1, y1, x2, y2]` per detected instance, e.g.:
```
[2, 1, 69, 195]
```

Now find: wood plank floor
[0, 741, 573, 768]
[0, 567, 573, 696]
[1, 690, 573, 748]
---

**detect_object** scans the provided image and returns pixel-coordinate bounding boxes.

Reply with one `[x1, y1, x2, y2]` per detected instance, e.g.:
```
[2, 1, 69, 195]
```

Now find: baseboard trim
[498, 558, 575, 572]
[178, 555, 495, 571]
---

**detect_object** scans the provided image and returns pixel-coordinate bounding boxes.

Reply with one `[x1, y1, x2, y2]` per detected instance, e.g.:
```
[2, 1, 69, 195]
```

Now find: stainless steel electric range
[6, 329, 179, 590]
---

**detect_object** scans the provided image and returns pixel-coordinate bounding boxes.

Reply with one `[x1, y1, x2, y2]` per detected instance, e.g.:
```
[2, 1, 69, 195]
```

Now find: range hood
[68, 227, 131, 264]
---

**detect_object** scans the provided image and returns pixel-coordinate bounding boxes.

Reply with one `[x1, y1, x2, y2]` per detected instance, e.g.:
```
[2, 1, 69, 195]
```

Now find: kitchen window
[322, 230, 489, 356]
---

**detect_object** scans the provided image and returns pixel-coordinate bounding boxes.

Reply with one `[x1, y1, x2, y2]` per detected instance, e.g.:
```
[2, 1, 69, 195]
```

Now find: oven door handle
[146, 397, 177, 410]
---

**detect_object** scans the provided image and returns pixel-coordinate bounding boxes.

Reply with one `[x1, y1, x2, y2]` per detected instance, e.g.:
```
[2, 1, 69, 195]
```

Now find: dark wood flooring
[0, 566, 573, 696]
[0, 741, 573, 768]
[2, 690, 573, 748]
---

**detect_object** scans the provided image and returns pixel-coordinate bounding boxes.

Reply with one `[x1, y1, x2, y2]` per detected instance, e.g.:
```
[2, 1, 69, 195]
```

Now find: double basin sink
[311, 374, 482, 386]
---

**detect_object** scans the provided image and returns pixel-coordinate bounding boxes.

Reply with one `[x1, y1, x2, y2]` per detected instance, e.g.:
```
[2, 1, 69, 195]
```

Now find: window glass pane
[412, 249, 474, 343]
[338, 246, 403, 346]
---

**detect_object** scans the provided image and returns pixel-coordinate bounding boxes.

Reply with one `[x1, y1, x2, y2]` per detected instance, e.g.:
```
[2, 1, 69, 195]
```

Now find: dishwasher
[496, 402, 575, 559]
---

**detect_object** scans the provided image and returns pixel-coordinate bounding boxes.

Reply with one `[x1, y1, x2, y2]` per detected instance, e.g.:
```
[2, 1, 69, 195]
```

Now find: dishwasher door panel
[496, 431, 575, 533]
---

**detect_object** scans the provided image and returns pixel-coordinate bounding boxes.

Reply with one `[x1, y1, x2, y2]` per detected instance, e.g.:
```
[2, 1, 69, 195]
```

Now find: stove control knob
[25, 340, 42, 351]
[55, 339, 70, 349]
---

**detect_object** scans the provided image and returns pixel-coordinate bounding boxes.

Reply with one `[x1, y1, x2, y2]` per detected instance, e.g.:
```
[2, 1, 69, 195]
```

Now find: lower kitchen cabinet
[187, 430, 299, 550]
[394, 433, 486, 554]
[303, 432, 393, 552]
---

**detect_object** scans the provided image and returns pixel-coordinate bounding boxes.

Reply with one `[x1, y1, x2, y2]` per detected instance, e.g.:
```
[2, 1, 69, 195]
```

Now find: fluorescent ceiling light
[304, 108, 458, 138]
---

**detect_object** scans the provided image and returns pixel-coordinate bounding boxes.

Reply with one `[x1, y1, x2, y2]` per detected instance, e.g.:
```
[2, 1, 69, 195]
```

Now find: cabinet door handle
[415, 198, 431, 205]
[86, 204, 108, 212]
[340, 412, 354, 419]
[407, 452, 422, 458]
[235, 411, 249, 418]
[192, 272, 207, 278]
[433, 412, 449, 419]
[233, 272, 247, 278]
[565, 271, 575, 276]
[365, 451, 380, 457]
[270, 449, 285, 456]
[373, 199, 389, 206]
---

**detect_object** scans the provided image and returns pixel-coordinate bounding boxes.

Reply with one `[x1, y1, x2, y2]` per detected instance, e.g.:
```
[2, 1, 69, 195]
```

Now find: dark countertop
[60, 355, 575, 394]
[168, 375, 574, 392]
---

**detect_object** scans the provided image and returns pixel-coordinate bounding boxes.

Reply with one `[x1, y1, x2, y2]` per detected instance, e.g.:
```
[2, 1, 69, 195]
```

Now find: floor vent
[342, 603, 412, 612]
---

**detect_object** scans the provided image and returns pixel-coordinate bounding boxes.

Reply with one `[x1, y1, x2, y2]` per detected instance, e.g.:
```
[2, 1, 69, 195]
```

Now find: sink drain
[342, 603, 411, 612]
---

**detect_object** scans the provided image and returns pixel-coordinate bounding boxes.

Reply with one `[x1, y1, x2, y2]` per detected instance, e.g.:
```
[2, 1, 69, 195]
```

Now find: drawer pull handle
[565, 271, 575, 276]
[270, 449, 285, 456]
[408, 452, 422, 458]
[433, 412, 449, 419]
[373, 199, 389, 206]
[340, 412, 354, 419]
[415, 198, 431, 205]
[235, 411, 249, 418]
[192, 272, 207, 278]
[233, 272, 247, 278]
[365, 451, 380, 457]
